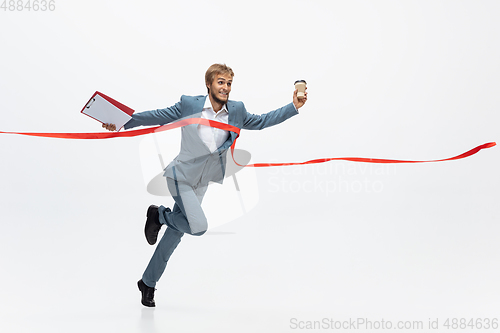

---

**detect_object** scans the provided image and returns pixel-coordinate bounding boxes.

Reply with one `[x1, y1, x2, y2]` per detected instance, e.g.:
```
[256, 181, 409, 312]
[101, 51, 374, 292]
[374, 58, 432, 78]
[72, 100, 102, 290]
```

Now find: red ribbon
[0, 118, 495, 166]
[236, 142, 497, 167]
[0, 118, 236, 139]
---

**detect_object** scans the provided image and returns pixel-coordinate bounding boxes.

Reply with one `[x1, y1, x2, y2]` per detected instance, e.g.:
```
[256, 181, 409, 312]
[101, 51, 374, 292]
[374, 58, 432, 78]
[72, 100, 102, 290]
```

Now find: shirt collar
[204, 95, 228, 114]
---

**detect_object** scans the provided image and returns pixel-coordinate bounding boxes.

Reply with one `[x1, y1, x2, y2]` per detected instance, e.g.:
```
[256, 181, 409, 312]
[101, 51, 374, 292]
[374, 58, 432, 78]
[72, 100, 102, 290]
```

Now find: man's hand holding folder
[102, 123, 117, 131]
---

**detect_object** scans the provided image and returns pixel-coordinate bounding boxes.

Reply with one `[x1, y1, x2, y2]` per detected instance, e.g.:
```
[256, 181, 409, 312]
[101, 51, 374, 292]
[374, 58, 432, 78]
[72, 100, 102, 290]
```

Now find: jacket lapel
[227, 101, 235, 125]
[217, 101, 238, 151]
[192, 95, 206, 115]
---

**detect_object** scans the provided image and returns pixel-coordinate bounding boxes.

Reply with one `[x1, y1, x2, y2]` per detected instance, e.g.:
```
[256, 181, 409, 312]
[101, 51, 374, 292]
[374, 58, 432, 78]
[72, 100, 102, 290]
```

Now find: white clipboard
[81, 91, 134, 131]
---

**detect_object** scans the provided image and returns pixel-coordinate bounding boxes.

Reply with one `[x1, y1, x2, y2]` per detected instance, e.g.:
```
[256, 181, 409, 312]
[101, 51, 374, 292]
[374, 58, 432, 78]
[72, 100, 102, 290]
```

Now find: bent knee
[188, 218, 208, 236]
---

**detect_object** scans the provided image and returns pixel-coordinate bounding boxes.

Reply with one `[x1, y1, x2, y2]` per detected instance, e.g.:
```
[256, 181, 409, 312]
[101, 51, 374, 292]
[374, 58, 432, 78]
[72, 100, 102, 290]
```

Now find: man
[103, 64, 307, 307]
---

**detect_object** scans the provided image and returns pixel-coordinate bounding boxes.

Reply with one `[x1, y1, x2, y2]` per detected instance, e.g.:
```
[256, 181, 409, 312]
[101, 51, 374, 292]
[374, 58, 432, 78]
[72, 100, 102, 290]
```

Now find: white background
[0, 0, 499, 332]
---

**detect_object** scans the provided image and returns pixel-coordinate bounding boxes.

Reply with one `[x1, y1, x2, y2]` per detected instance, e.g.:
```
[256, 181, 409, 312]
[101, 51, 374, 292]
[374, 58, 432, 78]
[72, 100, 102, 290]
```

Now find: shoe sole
[145, 205, 159, 245]
[147, 205, 158, 220]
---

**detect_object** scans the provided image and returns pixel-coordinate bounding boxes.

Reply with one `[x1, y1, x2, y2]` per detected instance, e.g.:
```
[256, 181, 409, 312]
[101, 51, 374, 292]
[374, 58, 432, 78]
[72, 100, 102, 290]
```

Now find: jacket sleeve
[242, 102, 299, 130]
[123, 97, 183, 130]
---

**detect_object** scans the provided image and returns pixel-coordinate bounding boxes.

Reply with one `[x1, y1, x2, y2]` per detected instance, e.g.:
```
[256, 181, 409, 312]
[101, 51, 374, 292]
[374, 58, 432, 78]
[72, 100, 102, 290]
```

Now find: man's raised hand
[293, 88, 308, 110]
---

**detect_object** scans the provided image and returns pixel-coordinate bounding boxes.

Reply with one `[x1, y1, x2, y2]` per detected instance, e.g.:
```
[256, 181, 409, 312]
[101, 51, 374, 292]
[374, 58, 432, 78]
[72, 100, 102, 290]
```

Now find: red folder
[81, 91, 134, 131]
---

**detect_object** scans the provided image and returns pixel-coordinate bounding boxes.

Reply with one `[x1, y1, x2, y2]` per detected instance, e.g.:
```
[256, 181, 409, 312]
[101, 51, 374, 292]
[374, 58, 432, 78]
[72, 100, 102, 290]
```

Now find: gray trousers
[142, 178, 209, 288]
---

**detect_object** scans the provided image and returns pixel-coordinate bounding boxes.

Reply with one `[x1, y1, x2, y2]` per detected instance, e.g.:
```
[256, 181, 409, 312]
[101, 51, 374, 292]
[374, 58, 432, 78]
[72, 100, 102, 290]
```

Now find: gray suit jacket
[124, 95, 298, 186]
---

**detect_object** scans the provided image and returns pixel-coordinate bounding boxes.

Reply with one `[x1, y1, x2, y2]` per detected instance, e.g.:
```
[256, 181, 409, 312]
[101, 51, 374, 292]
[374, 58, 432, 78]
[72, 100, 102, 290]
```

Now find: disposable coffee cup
[294, 80, 307, 99]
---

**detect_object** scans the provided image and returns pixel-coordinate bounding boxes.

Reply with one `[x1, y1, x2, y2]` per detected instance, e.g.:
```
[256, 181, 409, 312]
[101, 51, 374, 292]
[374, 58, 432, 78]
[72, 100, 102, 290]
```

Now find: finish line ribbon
[0, 118, 495, 166]
[238, 142, 497, 167]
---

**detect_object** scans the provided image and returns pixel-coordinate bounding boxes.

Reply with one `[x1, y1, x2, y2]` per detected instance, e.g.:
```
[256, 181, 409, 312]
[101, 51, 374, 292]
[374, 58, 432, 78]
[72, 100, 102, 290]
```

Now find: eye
[218, 81, 224, 85]
[227, 82, 231, 87]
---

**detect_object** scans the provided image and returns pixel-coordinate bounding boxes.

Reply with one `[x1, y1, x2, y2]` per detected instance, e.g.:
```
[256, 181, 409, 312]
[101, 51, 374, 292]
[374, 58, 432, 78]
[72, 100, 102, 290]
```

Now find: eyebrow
[218, 77, 232, 82]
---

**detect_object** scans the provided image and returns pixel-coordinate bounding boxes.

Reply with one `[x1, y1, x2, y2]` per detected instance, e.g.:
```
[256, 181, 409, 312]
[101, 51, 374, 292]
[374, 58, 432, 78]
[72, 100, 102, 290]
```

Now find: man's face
[207, 73, 233, 105]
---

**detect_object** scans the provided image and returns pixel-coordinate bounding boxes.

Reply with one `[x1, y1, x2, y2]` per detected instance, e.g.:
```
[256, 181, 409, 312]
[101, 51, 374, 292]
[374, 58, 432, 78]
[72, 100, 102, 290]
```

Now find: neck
[208, 94, 224, 113]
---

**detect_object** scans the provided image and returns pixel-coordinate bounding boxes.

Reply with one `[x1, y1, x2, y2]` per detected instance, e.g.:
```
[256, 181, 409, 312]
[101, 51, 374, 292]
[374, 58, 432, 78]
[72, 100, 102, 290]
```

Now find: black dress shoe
[145, 205, 169, 245]
[137, 279, 156, 307]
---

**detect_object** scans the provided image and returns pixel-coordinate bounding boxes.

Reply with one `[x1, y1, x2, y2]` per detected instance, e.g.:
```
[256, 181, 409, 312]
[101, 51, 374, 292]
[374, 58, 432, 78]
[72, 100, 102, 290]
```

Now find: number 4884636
[1, 0, 56, 11]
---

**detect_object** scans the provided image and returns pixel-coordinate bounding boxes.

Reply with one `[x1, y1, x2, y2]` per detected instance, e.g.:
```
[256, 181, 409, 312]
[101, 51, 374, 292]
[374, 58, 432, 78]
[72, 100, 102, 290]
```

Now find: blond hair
[205, 64, 234, 92]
